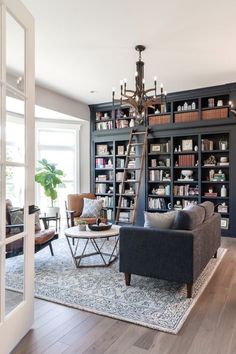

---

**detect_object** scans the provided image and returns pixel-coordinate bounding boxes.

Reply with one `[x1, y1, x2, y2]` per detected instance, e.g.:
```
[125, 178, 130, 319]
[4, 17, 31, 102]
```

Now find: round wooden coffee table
[64, 225, 120, 268]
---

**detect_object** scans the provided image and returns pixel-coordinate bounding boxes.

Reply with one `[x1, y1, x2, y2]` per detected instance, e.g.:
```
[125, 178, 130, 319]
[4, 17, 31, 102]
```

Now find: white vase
[45, 206, 60, 217]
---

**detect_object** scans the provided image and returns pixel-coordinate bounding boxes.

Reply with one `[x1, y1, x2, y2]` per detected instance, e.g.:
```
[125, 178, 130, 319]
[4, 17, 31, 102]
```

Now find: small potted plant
[76, 220, 87, 231]
[35, 159, 64, 216]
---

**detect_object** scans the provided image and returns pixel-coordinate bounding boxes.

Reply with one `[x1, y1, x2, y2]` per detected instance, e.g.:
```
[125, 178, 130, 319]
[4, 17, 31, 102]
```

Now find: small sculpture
[204, 155, 216, 166]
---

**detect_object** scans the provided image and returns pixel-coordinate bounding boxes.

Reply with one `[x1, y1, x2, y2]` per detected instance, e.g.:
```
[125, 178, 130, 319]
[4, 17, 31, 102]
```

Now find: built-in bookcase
[90, 82, 236, 235]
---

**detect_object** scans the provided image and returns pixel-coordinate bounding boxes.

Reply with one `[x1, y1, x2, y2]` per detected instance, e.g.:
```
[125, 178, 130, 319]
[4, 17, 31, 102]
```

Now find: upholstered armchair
[65, 193, 107, 227]
[6, 199, 58, 258]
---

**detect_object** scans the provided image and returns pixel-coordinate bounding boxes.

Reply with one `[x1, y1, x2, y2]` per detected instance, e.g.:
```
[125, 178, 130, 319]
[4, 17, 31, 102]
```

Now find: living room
[1, 0, 236, 353]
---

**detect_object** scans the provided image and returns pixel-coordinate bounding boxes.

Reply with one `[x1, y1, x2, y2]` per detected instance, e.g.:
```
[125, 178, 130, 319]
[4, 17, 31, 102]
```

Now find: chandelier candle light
[112, 45, 167, 123]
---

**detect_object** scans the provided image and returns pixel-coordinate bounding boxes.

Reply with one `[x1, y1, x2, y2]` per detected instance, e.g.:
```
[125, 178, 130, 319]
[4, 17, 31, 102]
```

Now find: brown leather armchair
[6, 200, 58, 258]
[65, 193, 107, 227]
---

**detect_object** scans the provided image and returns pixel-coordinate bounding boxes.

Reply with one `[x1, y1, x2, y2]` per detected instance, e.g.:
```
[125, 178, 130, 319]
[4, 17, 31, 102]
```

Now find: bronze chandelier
[112, 45, 167, 123]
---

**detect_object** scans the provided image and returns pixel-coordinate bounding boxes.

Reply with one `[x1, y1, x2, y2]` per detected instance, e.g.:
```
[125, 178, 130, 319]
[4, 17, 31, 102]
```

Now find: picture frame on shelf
[97, 144, 109, 156]
[221, 218, 229, 229]
[218, 204, 228, 213]
[117, 145, 125, 155]
[182, 139, 193, 151]
[150, 144, 161, 153]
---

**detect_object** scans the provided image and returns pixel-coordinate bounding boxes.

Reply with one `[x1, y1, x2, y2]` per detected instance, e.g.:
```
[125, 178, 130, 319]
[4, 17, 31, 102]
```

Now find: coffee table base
[66, 235, 119, 268]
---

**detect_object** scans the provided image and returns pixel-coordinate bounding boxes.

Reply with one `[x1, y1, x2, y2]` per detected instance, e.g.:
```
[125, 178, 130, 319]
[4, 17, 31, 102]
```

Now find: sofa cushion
[81, 198, 103, 218]
[35, 229, 55, 245]
[200, 201, 214, 220]
[144, 211, 176, 229]
[173, 205, 205, 230]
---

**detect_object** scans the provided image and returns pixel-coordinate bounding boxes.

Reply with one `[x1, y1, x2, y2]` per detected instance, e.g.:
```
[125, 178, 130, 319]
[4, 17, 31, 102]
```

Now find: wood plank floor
[12, 237, 236, 354]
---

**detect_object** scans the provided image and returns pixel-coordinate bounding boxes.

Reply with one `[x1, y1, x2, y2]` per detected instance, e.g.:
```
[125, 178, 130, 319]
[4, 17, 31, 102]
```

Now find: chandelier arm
[144, 88, 156, 95]
[125, 89, 135, 94]
[143, 97, 162, 109]
[121, 93, 136, 100]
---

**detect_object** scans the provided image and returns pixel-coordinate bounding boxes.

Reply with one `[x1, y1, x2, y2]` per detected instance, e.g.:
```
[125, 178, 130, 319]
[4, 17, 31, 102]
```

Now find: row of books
[119, 211, 133, 222]
[149, 170, 171, 182]
[148, 197, 167, 210]
[95, 158, 113, 169]
[96, 196, 113, 208]
[174, 185, 199, 197]
[201, 139, 214, 151]
[178, 154, 195, 167]
[96, 121, 113, 130]
[174, 111, 198, 123]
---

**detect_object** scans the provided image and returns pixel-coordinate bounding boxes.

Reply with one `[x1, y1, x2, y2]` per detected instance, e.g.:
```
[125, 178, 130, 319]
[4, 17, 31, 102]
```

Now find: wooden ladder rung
[132, 132, 146, 135]
[129, 143, 144, 146]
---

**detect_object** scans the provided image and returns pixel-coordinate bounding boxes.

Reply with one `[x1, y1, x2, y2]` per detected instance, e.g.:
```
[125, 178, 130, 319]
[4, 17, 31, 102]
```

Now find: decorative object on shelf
[150, 144, 161, 153]
[194, 145, 198, 152]
[217, 100, 223, 107]
[178, 145, 181, 152]
[166, 158, 171, 167]
[217, 203, 228, 213]
[191, 102, 196, 110]
[209, 169, 215, 181]
[182, 139, 193, 151]
[177, 105, 181, 111]
[174, 200, 182, 210]
[180, 170, 194, 181]
[129, 119, 135, 127]
[112, 45, 166, 124]
[221, 218, 229, 229]
[219, 139, 228, 151]
[218, 156, 229, 166]
[183, 102, 188, 111]
[204, 155, 217, 166]
[97, 144, 109, 155]
[208, 98, 215, 108]
[117, 145, 125, 155]
[220, 185, 227, 197]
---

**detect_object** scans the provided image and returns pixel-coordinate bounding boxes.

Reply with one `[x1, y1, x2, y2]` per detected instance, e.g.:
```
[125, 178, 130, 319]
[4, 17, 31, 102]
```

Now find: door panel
[0, 1, 35, 353]
[6, 11, 25, 93]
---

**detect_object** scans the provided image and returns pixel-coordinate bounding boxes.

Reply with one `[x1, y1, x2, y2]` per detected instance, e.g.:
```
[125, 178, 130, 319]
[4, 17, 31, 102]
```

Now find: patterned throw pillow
[9, 207, 41, 231]
[81, 198, 103, 218]
[9, 208, 24, 225]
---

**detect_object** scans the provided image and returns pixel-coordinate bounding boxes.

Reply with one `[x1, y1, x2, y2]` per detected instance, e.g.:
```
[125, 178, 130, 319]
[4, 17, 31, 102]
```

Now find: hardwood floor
[12, 237, 236, 354]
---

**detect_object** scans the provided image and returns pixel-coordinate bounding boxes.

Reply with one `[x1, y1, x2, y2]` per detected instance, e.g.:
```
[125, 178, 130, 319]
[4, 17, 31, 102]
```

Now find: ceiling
[11, 0, 236, 104]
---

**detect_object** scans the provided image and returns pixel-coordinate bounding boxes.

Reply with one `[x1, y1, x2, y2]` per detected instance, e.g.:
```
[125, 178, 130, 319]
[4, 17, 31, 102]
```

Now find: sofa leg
[187, 283, 193, 298]
[49, 242, 54, 256]
[214, 250, 217, 258]
[125, 273, 131, 286]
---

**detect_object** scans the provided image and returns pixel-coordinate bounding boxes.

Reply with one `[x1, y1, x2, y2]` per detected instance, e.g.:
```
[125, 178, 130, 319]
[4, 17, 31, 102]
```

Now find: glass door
[0, 0, 35, 353]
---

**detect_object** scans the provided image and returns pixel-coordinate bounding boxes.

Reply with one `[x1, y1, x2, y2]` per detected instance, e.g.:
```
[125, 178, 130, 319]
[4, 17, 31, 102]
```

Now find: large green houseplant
[35, 159, 64, 216]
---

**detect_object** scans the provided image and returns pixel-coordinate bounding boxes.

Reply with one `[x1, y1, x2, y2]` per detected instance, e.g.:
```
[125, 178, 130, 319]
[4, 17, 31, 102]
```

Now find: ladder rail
[115, 128, 148, 225]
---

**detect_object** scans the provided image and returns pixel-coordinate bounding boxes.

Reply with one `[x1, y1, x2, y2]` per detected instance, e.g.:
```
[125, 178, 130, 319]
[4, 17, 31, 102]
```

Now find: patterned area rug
[5, 238, 226, 334]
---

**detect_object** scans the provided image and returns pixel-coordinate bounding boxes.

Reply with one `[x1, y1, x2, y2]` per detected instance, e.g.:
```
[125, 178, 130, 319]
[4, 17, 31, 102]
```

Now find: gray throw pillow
[144, 211, 176, 229]
[200, 201, 214, 220]
[173, 205, 205, 230]
[81, 198, 103, 218]
[9, 208, 24, 225]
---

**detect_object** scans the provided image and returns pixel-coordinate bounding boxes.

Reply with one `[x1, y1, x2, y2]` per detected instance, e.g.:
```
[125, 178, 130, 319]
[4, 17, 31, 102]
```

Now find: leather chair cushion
[35, 229, 55, 245]
[67, 193, 96, 217]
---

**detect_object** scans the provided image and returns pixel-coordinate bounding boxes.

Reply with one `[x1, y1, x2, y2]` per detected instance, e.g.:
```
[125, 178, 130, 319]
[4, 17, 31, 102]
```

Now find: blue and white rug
[5, 238, 226, 334]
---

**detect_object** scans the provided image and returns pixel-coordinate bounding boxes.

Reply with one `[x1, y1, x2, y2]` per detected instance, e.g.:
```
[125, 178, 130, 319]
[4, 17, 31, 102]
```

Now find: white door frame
[0, 0, 35, 353]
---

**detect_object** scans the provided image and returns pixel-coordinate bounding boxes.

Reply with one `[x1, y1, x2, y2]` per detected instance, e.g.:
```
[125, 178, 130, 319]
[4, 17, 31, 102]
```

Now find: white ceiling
[12, 0, 236, 104]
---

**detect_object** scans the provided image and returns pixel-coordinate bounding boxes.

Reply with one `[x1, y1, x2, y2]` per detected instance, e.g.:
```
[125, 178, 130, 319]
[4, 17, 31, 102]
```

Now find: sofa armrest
[191, 213, 221, 279]
[119, 226, 194, 283]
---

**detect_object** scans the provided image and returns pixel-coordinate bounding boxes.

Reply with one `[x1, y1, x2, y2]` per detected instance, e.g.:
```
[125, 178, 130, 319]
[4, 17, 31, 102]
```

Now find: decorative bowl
[181, 170, 193, 179]
[88, 223, 112, 231]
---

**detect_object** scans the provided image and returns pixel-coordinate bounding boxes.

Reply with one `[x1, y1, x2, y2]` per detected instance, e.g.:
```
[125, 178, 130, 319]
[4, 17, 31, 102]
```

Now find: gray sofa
[119, 202, 221, 298]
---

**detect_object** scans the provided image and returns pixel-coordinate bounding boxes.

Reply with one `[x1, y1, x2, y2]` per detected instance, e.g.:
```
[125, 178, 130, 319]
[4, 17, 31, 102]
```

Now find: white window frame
[35, 119, 81, 207]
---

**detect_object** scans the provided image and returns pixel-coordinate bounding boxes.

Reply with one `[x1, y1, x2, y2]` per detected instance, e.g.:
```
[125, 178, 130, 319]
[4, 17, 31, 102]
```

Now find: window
[36, 122, 80, 213]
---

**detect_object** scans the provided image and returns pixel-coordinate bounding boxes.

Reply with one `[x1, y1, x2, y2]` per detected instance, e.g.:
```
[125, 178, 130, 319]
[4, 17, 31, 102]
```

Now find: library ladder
[115, 128, 148, 225]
